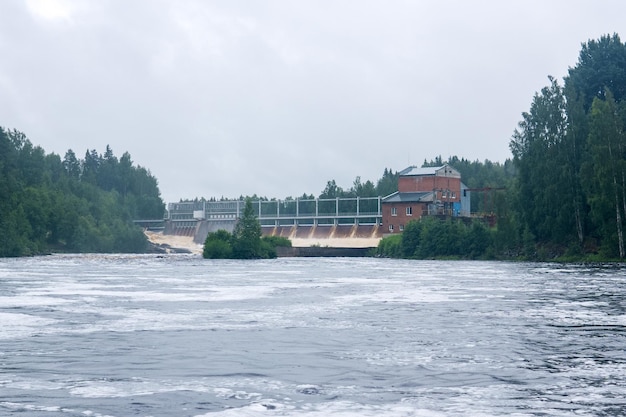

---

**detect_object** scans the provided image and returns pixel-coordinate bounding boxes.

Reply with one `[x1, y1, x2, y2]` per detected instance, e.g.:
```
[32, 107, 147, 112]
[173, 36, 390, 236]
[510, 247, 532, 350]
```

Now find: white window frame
[391, 207, 397, 216]
[389, 224, 394, 232]
[406, 206, 412, 216]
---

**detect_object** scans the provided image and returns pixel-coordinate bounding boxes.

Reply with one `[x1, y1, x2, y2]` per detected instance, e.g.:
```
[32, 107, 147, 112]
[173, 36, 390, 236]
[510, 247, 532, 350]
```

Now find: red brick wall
[382, 202, 429, 234]
[398, 176, 461, 203]
[398, 176, 437, 192]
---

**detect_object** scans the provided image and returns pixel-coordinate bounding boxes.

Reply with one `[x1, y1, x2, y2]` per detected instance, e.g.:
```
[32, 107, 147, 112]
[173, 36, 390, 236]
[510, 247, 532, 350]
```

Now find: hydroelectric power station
[135, 165, 477, 248]
[160, 196, 383, 245]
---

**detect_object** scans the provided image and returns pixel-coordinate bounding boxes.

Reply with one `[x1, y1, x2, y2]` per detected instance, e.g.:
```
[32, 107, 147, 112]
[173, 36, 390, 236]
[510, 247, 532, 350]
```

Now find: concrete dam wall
[164, 220, 382, 248]
[263, 224, 381, 239]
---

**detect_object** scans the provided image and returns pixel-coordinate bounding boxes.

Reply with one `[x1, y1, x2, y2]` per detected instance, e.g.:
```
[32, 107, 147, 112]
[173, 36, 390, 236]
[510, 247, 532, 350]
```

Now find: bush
[376, 234, 402, 257]
[261, 235, 292, 248]
[260, 240, 277, 259]
[378, 217, 498, 260]
[203, 229, 233, 259]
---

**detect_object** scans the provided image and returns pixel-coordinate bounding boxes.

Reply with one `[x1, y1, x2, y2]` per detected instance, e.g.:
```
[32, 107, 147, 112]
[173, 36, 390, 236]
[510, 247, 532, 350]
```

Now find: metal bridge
[164, 197, 383, 228]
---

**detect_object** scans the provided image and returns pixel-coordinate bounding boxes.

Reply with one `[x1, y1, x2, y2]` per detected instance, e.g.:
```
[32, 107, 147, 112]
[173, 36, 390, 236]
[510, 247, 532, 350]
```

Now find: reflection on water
[1, 255, 625, 416]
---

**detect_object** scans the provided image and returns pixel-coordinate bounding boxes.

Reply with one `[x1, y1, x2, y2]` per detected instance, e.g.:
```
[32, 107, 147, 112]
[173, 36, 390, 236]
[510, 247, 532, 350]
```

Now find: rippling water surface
[1, 255, 626, 416]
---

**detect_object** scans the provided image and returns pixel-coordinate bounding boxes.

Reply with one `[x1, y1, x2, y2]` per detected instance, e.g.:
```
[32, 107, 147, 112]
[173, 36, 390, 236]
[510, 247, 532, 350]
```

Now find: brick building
[381, 164, 470, 234]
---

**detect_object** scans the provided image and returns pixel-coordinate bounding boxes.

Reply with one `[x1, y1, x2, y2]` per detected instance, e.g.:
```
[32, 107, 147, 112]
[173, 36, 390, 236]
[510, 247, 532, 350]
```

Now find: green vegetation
[202, 229, 234, 259]
[378, 33, 626, 261]
[202, 198, 291, 259]
[376, 218, 496, 260]
[0, 128, 164, 256]
[509, 34, 626, 260]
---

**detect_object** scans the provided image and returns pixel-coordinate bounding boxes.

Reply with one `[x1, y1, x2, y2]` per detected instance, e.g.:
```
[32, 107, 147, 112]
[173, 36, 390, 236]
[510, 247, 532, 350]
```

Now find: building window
[399, 224, 404, 231]
[406, 206, 412, 216]
[389, 224, 394, 232]
[391, 207, 397, 216]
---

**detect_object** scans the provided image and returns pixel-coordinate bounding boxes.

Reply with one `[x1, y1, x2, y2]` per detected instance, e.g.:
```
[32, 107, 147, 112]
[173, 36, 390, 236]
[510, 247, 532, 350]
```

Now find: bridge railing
[166, 197, 382, 226]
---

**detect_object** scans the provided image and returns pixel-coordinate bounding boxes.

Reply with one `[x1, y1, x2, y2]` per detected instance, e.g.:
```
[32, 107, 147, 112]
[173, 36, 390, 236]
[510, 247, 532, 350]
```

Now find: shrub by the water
[377, 218, 495, 260]
[202, 229, 233, 259]
[202, 198, 291, 259]
[261, 235, 292, 248]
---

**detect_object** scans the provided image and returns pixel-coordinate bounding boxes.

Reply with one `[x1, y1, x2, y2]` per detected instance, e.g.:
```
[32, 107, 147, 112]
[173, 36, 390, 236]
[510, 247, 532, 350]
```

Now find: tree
[203, 229, 233, 259]
[350, 176, 377, 197]
[401, 220, 422, 257]
[82, 149, 101, 184]
[97, 144, 118, 191]
[63, 149, 81, 179]
[509, 77, 576, 244]
[320, 180, 342, 199]
[564, 33, 626, 250]
[583, 91, 626, 257]
[232, 198, 264, 259]
[563, 83, 588, 245]
[376, 168, 398, 197]
[565, 34, 626, 112]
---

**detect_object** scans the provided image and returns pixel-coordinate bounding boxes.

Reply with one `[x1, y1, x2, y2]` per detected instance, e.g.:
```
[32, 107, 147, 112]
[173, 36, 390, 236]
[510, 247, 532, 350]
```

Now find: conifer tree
[232, 198, 263, 259]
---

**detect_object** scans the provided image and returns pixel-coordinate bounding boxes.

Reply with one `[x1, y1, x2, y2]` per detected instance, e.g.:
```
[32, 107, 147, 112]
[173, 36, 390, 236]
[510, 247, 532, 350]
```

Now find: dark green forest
[0, 128, 164, 256]
[509, 33, 626, 259]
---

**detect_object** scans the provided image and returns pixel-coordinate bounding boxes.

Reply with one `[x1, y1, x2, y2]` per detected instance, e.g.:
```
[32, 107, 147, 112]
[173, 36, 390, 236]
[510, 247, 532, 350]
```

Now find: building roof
[398, 164, 460, 178]
[399, 166, 438, 176]
[382, 191, 434, 203]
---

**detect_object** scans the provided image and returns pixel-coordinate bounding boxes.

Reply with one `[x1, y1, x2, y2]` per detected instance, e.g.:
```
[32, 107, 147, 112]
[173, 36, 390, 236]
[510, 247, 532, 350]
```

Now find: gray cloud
[2, 0, 625, 202]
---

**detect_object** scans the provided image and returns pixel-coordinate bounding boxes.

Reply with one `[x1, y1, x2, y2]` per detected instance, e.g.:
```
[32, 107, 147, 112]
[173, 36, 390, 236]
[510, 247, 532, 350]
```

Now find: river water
[1, 255, 626, 416]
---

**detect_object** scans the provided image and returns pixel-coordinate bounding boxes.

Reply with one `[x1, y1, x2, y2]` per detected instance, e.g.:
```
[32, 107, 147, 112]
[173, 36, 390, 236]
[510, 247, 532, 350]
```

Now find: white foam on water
[0, 295, 75, 307]
[0, 401, 116, 417]
[1, 375, 66, 391]
[66, 376, 277, 407]
[0, 312, 59, 339]
[69, 381, 158, 398]
[61, 307, 207, 333]
[0, 402, 63, 412]
[213, 387, 263, 400]
[23, 281, 278, 303]
[195, 401, 447, 417]
[68, 377, 213, 398]
[346, 346, 435, 367]
[524, 303, 626, 327]
[335, 287, 453, 305]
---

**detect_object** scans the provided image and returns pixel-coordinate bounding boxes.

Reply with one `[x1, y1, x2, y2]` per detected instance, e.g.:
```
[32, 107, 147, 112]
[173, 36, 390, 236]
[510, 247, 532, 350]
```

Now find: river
[1, 255, 625, 416]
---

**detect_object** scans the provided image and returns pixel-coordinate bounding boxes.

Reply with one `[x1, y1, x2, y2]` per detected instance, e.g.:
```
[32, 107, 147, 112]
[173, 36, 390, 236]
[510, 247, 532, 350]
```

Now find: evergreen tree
[583, 91, 626, 257]
[320, 180, 343, 199]
[565, 33, 626, 112]
[376, 168, 398, 197]
[63, 149, 81, 180]
[509, 77, 577, 245]
[232, 198, 264, 259]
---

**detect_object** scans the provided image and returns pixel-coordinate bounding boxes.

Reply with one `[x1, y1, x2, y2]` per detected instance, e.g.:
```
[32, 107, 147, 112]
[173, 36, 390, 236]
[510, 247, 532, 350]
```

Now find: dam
[159, 197, 383, 247]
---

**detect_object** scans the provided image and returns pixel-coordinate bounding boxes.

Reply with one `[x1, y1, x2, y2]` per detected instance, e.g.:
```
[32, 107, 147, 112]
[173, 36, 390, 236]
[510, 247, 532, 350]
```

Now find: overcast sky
[1, 1, 625, 202]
